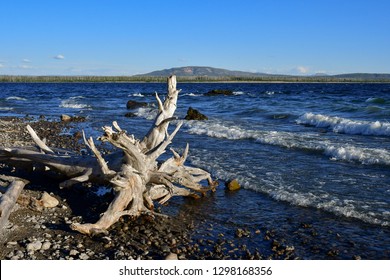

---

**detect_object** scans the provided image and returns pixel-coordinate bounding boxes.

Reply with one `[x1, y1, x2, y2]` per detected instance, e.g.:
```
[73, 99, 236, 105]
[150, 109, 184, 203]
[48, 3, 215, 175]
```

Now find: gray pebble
[41, 241, 51, 251]
[79, 253, 89, 260]
[69, 249, 79, 256]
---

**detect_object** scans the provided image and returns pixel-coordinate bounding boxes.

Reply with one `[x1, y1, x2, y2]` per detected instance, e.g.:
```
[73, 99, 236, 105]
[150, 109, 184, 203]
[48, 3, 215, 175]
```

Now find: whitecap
[0, 107, 14, 111]
[269, 184, 388, 226]
[134, 107, 158, 120]
[60, 99, 91, 109]
[185, 120, 390, 166]
[190, 148, 389, 226]
[6, 96, 27, 101]
[129, 93, 144, 97]
[181, 93, 203, 97]
[296, 112, 390, 136]
[324, 145, 390, 165]
[233, 91, 245, 95]
[69, 96, 85, 99]
[366, 97, 386, 104]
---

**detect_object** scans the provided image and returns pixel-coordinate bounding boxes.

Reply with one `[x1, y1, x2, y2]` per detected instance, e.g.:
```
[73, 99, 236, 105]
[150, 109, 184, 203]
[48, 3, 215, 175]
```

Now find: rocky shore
[0, 116, 298, 260]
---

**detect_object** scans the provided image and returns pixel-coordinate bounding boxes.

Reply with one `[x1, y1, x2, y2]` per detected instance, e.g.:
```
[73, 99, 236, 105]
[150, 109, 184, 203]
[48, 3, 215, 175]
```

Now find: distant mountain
[138, 66, 390, 81]
[138, 66, 272, 77]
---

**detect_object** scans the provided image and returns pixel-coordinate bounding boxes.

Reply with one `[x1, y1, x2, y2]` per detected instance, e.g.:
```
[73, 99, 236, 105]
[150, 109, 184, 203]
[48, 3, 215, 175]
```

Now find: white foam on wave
[233, 91, 245, 95]
[366, 97, 386, 104]
[0, 107, 14, 111]
[70, 96, 85, 99]
[181, 93, 203, 97]
[60, 98, 91, 109]
[190, 150, 389, 226]
[134, 107, 158, 120]
[270, 187, 387, 226]
[324, 145, 390, 165]
[296, 112, 390, 136]
[6, 96, 27, 101]
[185, 120, 390, 166]
[129, 93, 144, 97]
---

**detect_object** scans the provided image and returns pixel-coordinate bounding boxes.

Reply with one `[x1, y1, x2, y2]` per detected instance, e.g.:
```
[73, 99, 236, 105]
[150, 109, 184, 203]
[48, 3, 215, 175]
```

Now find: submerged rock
[126, 100, 148, 109]
[225, 179, 241, 191]
[125, 112, 137, 118]
[205, 89, 233, 96]
[185, 107, 208, 121]
[61, 114, 72, 122]
[60, 114, 86, 122]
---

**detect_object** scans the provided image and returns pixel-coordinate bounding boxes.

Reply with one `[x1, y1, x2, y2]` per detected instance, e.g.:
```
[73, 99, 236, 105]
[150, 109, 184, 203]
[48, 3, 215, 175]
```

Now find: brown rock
[225, 179, 240, 191]
[126, 100, 148, 109]
[205, 89, 233, 96]
[185, 107, 208, 121]
[39, 192, 59, 208]
[165, 253, 178, 260]
[61, 114, 72, 122]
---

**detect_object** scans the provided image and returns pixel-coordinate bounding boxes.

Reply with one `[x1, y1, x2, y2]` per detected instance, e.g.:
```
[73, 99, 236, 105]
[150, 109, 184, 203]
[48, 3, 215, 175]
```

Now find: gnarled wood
[0, 176, 29, 231]
[0, 75, 217, 235]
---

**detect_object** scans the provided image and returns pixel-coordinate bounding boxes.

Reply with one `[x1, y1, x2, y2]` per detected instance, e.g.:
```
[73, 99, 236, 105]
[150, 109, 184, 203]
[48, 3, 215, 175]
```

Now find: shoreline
[1, 76, 390, 84]
[1, 116, 389, 260]
[0, 116, 297, 260]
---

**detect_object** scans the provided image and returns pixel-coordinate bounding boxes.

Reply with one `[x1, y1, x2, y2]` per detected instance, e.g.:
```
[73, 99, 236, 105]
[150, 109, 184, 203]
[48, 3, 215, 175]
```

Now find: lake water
[1, 82, 389, 258]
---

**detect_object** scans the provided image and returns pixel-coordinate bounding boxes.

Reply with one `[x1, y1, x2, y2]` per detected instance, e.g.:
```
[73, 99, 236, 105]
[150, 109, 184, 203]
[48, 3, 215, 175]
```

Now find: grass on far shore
[1, 75, 390, 83]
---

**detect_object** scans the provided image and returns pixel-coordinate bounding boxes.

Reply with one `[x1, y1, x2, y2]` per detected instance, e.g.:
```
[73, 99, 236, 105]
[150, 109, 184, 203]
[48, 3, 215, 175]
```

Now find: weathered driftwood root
[0, 75, 217, 235]
[0, 175, 29, 231]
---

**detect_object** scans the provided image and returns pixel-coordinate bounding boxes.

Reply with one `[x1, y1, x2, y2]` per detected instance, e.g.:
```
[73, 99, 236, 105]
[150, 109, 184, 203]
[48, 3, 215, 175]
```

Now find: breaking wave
[269, 188, 388, 226]
[296, 112, 390, 136]
[134, 107, 158, 120]
[190, 150, 389, 226]
[129, 93, 145, 97]
[366, 97, 387, 104]
[6, 96, 27, 101]
[185, 120, 390, 166]
[0, 107, 14, 111]
[181, 93, 203, 97]
[60, 97, 91, 109]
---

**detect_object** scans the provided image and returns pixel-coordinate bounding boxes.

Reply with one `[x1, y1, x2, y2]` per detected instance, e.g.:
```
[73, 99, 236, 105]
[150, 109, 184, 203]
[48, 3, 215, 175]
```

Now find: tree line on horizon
[1, 75, 390, 83]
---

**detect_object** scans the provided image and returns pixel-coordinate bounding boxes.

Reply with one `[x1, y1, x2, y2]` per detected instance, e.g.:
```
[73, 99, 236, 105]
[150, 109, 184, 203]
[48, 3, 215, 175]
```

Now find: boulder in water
[225, 179, 241, 191]
[125, 112, 137, 118]
[205, 89, 233, 96]
[60, 114, 86, 122]
[185, 107, 208, 121]
[61, 114, 72, 122]
[126, 100, 148, 109]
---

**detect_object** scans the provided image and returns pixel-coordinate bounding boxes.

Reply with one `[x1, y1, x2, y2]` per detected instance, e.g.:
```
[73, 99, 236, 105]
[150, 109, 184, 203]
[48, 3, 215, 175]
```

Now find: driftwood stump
[0, 175, 29, 230]
[0, 75, 217, 234]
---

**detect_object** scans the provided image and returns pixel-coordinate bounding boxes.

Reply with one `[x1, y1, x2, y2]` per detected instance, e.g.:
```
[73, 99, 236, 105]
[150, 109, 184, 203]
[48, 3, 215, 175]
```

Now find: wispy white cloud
[0, 63, 4, 68]
[19, 65, 33, 69]
[22, 59, 31, 63]
[54, 54, 65, 60]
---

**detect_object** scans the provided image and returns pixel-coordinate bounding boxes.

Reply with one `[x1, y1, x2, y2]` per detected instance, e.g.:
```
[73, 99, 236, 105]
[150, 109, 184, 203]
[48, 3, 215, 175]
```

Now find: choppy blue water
[1, 82, 390, 258]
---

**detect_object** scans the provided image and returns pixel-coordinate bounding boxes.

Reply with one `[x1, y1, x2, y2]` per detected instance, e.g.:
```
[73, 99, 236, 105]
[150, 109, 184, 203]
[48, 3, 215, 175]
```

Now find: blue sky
[1, 0, 389, 76]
